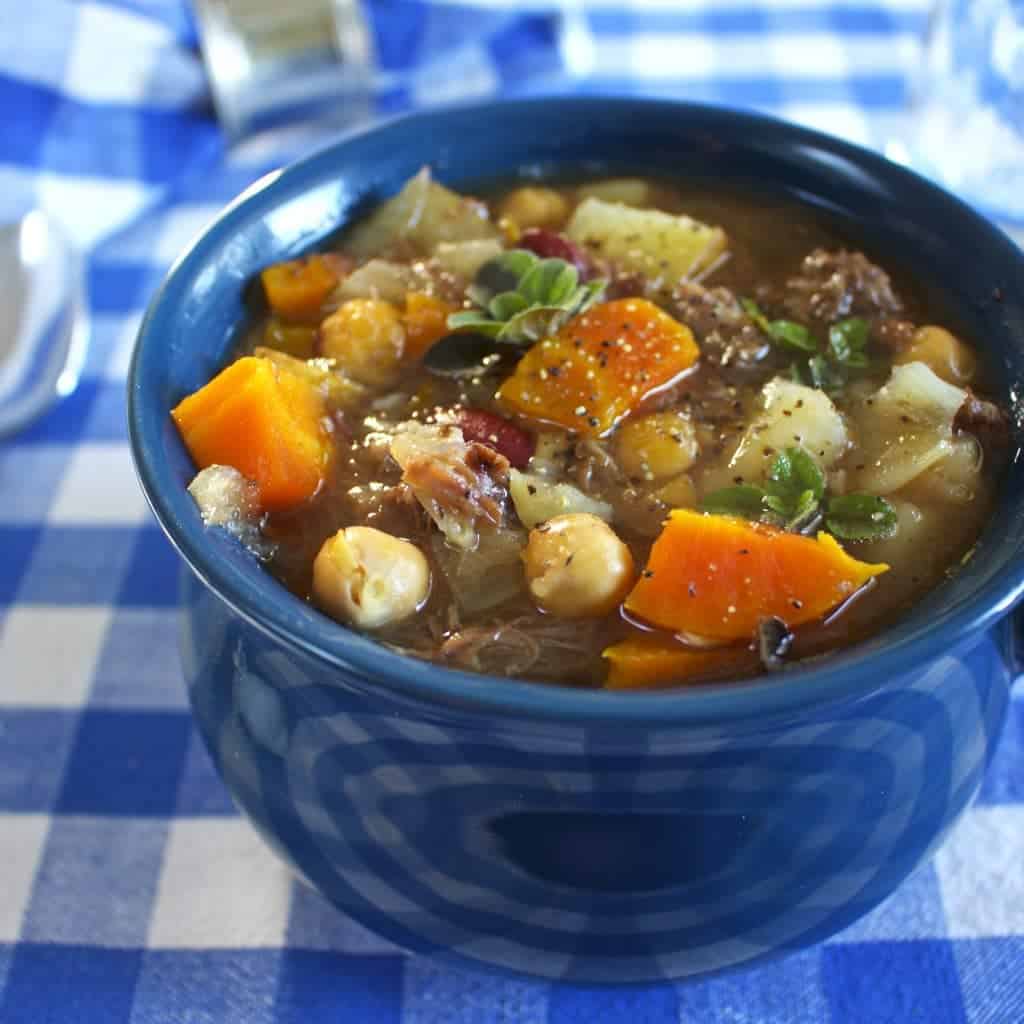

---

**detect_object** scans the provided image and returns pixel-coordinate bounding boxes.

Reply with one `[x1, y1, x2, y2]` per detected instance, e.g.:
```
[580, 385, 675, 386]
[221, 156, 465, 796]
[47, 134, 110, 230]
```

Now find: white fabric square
[147, 819, 292, 948]
[0, 606, 112, 707]
[0, 815, 50, 941]
[21, 817, 169, 946]
[935, 806, 1024, 938]
[36, 172, 155, 250]
[63, 3, 170, 105]
[109, 204, 224, 266]
[827, 863, 949, 943]
[48, 443, 150, 525]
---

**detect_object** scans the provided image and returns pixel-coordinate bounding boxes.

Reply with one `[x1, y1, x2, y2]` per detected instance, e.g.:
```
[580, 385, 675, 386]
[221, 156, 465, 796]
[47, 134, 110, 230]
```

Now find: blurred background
[2, 0, 1022, 252]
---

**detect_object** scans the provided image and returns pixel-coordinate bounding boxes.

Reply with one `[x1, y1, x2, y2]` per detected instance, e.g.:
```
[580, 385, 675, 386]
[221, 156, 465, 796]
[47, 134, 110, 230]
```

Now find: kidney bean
[518, 229, 592, 279]
[457, 408, 535, 469]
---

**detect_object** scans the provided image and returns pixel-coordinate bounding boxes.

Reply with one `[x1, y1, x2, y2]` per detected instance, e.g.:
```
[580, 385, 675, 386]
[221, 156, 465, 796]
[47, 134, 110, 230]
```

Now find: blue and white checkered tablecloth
[1, 1, 1022, 1021]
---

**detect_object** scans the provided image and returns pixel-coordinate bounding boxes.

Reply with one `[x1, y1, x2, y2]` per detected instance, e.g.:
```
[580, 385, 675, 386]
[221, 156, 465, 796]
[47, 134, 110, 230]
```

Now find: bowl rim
[128, 95, 1024, 726]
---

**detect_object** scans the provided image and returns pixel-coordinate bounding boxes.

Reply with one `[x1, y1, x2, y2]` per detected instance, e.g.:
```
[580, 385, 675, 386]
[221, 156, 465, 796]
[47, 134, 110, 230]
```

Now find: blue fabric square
[174, 728, 237, 816]
[21, 818, 168, 946]
[821, 940, 967, 1024]
[130, 950, 281, 1024]
[952, 937, 1024, 1024]
[978, 697, 1024, 804]
[0, 445, 73, 523]
[0, 945, 141, 1024]
[115, 526, 181, 607]
[88, 262, 166, 316]
[549, 983, 679, 1023]
[79, 381, 133, 443]
[56, 709, 192, 815]
[0, 74, 59, 169]
[92, 609, 186, 707]
[14, 379, 104, 444]
[0, 526, 42, 605]
[0, 710, 78, 811]
[14, 526, 139, 604]
[676, 949, 827, 1021]
[273, 951, 405, 1023]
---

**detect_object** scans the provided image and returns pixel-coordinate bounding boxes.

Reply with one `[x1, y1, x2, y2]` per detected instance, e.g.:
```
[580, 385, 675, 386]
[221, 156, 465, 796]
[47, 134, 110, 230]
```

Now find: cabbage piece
[509, 470, 613, 528]
[343, 168, 498, 260]
[431, 528, 526, 613]
[575, 179, 653, 207]
[433, 239, 504, 281]
[335, 259, 415, 304]
[850, 362, 967, 494]
[566, 197, 727, 287]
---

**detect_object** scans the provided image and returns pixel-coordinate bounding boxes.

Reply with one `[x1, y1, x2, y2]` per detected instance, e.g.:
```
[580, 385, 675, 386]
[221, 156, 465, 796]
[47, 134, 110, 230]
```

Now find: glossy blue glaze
[130, 98, 1024, 982]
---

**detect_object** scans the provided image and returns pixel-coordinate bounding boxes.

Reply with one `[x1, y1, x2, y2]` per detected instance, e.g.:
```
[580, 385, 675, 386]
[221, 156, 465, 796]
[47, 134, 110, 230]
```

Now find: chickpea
[895, 326, 976, 385]
[497, 187, 569, 230]
[319, 299, 405, 388]
[313, 526, 429, 630]
[615, 411, 699, 482]
[654, 474, 697, 509]
[523, 513, 635, 618]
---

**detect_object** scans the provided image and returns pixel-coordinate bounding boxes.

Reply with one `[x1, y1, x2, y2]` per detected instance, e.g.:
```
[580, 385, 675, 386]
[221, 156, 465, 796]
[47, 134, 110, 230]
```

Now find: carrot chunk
[402, 292, 455, 361]
[624, 510, 888, 641]
[496, 298, 699, 436]
[603, 632, 757, 689]
[171, 355, 334, 510]
[260, 255, 338, 321]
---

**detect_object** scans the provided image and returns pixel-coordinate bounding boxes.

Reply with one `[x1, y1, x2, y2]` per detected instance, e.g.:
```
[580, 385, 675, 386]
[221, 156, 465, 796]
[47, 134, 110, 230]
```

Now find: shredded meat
[437, 616, 600, 679]
[955, 391, 1011, 452]
[390, 423, 510, 549]
[784, 249, 903, 325]
[874, 317, 918, 351]
[669, 281, 773, 371]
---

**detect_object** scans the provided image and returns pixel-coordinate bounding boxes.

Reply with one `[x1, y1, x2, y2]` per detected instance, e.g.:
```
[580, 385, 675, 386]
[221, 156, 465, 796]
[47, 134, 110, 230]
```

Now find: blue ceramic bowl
[129, 98, 1024, 983]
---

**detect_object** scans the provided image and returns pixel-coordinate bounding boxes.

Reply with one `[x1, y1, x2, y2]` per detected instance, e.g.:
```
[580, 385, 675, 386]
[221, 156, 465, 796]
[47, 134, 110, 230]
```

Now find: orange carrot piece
[496, 298, 699, 436]
[171, 355, 333, 510]
[260, 255, 338, 321]
[603, 632, 757, 689]
[403, 292, 454, 361]
[624, 510, 888, 641]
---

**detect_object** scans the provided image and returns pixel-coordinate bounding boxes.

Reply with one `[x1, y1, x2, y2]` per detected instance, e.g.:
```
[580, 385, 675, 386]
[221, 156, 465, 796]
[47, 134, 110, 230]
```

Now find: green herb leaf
[824, 493, 898, 540]
[788, 489, 824, 533]
[547, 262, 579, 306]
[450, 249, 607, 344]
[767, 447, 826, 503]
[768, 320, 817, 353]
[828, 317, 871, 368]
[740, 297, 772, 334]
[445, 310, 504, 337]
[474, 250, 536, 300]
[807, 354, 845, 393]
[701, 484, 767, 519]
[488, 291, 529, 321]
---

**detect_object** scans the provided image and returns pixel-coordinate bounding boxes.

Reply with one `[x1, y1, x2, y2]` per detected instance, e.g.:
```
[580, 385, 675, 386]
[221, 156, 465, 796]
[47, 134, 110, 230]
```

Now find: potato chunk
[708, 378, 847, 490]
[566, 197, 727, 287]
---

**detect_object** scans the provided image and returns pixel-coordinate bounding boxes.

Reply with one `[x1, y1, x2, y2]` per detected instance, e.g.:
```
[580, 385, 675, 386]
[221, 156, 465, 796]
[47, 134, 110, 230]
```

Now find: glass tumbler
[192, 0, 376, 139]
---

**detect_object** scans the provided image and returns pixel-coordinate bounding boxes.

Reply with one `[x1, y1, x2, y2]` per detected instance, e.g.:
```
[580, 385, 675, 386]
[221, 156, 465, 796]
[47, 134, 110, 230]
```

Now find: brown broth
[238, 177, 1001, 688]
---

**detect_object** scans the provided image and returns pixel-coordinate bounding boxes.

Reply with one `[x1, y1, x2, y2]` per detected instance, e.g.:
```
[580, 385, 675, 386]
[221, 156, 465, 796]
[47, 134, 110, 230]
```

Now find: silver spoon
[0, 209, 89, 438]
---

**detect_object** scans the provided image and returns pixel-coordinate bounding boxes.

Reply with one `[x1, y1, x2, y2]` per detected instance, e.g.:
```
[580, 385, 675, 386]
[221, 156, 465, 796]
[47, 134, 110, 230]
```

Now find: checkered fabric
[1, 1, 1021, 1021]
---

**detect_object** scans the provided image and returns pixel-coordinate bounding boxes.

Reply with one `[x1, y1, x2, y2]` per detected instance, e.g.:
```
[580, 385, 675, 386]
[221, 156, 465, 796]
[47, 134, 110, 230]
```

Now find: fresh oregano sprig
[447, 249, 607, 345]
[742, 297, 874, 394]
[702, 446, 897, 541]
